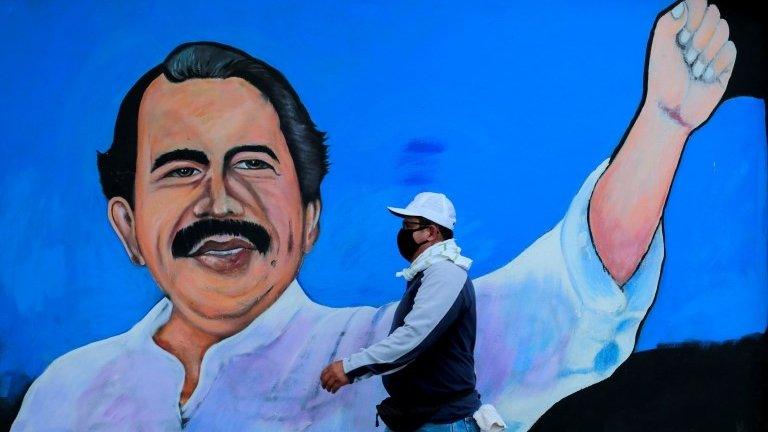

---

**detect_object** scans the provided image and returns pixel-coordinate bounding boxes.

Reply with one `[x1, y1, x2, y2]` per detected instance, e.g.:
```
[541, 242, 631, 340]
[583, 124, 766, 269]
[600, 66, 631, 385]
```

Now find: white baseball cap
[388, 192, 457, 230]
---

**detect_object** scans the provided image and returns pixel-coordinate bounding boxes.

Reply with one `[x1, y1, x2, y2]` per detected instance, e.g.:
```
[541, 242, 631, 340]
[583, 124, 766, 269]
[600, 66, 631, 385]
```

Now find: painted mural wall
[0, 0, 765, 430]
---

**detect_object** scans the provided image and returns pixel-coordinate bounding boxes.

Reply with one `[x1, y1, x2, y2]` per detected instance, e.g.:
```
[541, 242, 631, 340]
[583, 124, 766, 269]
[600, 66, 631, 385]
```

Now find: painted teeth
[204, 248, 244, 256]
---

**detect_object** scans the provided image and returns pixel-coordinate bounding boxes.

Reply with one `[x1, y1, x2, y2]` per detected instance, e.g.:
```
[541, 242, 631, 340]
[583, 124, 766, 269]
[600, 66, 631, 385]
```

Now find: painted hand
[320, 360, 350, 394]
[646, 0, 737, 130]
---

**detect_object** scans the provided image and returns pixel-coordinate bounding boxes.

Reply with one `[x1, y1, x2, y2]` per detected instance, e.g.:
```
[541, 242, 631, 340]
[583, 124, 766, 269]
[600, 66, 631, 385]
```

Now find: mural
[0, 0, 765, 430]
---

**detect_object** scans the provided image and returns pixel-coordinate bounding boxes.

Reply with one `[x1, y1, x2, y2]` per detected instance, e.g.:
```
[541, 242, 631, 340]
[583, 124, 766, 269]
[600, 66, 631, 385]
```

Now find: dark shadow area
[717, 0, 766, 101]
[0, 372, 31, 432]
[532, 331, 767, 432]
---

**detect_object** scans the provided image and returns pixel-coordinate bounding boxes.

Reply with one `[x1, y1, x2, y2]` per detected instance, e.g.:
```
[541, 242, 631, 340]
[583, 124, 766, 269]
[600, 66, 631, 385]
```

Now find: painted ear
[107, 197, 145, 265]
[302, 199, 322, 253]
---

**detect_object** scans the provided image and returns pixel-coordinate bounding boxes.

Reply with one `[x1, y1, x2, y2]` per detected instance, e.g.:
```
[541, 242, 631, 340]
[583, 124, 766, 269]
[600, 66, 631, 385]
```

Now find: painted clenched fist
[646, 0, 737, 130]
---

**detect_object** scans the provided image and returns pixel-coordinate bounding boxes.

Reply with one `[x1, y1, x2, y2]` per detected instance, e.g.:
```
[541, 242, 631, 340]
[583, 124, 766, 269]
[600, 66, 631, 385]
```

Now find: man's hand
[320, 360, 350, 394]
[646, 0, 737, 130]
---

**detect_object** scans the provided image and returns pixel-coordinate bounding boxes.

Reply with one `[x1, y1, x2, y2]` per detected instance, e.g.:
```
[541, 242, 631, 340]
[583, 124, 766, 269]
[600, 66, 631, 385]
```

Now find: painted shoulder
[23, 332, 132, 400]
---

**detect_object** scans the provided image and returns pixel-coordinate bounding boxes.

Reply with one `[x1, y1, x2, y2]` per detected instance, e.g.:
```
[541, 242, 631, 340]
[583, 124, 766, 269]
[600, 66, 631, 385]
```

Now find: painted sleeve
[342, 262, 468, 382]
[472, 159, 665, 431]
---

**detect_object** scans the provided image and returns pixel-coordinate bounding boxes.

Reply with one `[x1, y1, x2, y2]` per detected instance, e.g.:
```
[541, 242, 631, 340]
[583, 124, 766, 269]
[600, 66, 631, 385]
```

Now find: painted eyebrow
[224, 145, 280, 166]
[151, 149, 210, 172]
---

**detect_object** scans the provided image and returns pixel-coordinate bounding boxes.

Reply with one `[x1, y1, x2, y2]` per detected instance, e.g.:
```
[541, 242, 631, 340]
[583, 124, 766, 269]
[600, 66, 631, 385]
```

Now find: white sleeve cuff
[560, 158, 665, 315]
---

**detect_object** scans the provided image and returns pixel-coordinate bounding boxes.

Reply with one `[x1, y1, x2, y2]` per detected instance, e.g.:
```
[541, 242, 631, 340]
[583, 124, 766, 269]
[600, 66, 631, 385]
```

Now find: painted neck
[153, 310, 222, 405]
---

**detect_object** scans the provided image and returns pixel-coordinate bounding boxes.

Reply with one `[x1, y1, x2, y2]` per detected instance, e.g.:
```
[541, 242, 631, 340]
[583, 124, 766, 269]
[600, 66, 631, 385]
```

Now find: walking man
[321, 192, 495, 431]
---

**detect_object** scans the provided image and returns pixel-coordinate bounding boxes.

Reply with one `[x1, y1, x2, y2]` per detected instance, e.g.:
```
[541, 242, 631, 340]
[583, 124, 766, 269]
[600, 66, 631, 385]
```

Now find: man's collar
[396, 239, 472, 281]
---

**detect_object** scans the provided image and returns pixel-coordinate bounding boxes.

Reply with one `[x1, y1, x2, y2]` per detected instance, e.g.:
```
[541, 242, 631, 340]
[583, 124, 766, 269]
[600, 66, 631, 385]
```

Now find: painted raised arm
[589, 0, 736, 285]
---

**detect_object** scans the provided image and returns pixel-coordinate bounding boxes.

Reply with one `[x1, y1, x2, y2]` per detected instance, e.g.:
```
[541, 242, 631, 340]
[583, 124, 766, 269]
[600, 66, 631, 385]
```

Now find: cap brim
[387, 206, 422, 218]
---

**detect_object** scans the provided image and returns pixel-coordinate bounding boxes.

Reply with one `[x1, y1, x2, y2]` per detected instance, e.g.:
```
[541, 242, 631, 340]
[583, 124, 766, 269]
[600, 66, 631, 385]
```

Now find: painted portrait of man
[1, 0, 765, 430]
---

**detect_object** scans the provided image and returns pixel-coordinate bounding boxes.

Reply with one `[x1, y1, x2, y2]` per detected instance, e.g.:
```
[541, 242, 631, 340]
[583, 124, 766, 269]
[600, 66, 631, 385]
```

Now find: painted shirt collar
[126, 279, 309, 363]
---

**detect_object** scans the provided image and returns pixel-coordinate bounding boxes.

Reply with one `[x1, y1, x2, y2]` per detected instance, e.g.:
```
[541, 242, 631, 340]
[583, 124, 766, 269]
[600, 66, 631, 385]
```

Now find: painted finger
[694, 19, 729, 78]
[666, 1, 688, 32]
[705, 40, 736, 84]
[685, 4, 720, 64]
[678, 0, 707, 46]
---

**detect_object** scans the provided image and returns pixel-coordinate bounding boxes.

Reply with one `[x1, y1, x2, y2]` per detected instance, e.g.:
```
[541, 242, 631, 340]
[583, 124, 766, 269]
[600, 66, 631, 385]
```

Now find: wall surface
[0, 0, 765, 427]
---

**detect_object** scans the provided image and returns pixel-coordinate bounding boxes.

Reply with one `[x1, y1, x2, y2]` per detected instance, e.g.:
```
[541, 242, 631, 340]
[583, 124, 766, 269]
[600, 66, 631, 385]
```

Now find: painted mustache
[171, 219, 271, 258]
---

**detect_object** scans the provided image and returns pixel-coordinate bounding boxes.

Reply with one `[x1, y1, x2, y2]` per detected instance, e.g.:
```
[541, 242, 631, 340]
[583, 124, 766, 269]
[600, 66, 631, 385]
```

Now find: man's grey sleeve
[342, 261, 467, 382]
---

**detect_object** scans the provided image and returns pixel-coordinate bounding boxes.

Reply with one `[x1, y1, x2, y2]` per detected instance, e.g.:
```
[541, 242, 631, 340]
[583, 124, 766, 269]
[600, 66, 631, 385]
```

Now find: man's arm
[320, 261, 467, 393]
[590, 0, 737, 284]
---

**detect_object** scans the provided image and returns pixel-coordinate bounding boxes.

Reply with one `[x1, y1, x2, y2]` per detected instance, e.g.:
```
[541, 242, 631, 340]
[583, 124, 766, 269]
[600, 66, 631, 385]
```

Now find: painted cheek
[137, 207, 176, 268]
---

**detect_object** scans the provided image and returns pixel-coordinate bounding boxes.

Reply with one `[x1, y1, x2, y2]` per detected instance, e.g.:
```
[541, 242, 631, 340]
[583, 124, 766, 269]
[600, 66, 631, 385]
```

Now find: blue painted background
[0, 0, 765, 397]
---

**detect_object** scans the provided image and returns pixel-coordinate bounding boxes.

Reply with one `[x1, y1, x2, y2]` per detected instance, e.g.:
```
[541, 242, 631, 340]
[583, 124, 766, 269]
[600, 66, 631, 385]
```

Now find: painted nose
[193, 175, 244, 218]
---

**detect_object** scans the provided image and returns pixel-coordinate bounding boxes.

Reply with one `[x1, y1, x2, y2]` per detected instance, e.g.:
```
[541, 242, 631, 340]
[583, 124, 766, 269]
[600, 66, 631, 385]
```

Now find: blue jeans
[384, 416, 481, 432]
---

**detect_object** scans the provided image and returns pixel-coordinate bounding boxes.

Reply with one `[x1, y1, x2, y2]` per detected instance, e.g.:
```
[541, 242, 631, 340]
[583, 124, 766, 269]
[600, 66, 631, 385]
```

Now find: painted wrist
[640, 103, 693, 139]
[655, 103, 694, 130]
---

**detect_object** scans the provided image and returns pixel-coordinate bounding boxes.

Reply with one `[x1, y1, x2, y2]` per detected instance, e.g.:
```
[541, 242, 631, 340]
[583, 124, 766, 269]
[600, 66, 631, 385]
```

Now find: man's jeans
[384, 417, 481, 432]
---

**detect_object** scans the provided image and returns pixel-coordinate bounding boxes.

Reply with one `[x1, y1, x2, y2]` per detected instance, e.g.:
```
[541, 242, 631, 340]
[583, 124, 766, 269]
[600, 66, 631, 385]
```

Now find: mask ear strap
[414, 225, 433, 247]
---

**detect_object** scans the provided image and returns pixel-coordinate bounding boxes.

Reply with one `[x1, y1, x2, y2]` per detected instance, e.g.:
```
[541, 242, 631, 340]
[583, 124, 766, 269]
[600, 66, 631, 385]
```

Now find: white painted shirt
[12, 160, 664, 431]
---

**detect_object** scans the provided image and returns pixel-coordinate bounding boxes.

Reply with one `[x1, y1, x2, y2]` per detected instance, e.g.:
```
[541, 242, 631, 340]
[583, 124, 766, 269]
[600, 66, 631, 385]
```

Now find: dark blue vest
[381, 267, 481, 423]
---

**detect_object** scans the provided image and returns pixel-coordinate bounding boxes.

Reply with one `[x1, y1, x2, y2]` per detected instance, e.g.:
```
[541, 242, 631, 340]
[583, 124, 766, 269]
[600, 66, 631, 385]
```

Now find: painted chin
[192, 248, 256, 274]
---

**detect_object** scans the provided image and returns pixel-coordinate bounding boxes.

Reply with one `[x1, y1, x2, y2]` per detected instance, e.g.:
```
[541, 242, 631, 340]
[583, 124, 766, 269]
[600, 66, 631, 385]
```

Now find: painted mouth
[189, 236, 255, 257]
[171, 219, 272, 264]
[188, 236, 256, 273]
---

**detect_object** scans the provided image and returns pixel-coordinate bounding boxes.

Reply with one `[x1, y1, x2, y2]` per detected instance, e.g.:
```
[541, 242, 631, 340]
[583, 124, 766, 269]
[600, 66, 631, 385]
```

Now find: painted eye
[234, 159, 274, 171]
[166, 167, 200, 178]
